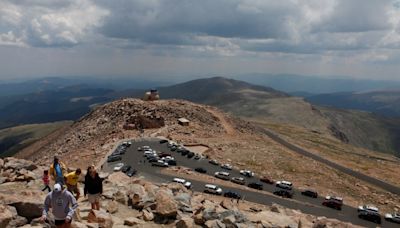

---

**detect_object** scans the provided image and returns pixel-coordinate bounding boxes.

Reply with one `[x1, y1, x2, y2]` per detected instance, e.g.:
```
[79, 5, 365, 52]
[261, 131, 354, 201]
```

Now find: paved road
[103, 138, 398, 228]
[257, 127, 400, 196]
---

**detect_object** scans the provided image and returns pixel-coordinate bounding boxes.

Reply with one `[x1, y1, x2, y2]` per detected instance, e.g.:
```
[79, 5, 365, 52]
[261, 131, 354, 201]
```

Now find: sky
[1, 0, 400, 81]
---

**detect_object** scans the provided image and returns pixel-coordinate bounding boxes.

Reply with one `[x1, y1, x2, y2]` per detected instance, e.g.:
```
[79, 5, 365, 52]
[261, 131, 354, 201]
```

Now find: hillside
[306, 90, 400, 117]
[0, 121, 72, 158]
[121, 77, 400, 156]
[18, 98, 400, 214]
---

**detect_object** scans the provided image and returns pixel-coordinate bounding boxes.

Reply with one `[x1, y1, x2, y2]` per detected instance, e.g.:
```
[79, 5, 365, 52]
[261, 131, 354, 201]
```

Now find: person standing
[84, 166, 103, 210]
[41, 183, 78, 228]
[49, 156, 67, 185]
[42, 170, 51, 192]
[65, 168, 82, 200]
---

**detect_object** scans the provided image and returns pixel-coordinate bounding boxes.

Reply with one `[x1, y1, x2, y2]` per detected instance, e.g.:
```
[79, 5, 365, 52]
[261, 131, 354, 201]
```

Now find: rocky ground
[0, 157, 363, 228]
[14, 98, 400, 213]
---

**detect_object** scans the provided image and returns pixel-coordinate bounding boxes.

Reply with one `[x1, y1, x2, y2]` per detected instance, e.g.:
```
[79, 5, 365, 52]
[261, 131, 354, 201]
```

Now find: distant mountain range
[305, 90, 400, 117]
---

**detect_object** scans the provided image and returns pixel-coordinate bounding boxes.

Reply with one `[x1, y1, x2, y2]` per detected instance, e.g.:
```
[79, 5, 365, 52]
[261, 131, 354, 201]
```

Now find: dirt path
[207, 108, 236, 136]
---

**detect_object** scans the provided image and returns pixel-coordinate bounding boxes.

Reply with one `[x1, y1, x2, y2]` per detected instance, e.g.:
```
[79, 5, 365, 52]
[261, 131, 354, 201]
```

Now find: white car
[214, 171, 230, 180]
[221, 164, 232, 170]
[172, 178, 192, 189]
[276, 180, 293, 190]
[385, 213, 400, 223]
[240, 169, 254, 177]
[113, 163, 124, 171]
[144, 151, 156, 157]
[358, 205, 379, 213]
[204, 184, 222, 195]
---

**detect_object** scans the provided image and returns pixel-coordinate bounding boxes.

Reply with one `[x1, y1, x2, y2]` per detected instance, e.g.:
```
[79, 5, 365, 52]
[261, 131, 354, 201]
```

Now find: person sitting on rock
[84, 165, 103, 210]
[41, 183, 78, 228]
[49, 156, 67, 185]
[65, 168, 82, 200]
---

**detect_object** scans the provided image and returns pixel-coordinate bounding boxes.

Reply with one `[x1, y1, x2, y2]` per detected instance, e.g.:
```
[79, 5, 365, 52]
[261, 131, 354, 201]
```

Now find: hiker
[49, 156, 67, 185]
[41, 183, 78, 228]
[65, 168, 82, 200]
[84, 165, 103, 210]
[42, 170, 51, 192]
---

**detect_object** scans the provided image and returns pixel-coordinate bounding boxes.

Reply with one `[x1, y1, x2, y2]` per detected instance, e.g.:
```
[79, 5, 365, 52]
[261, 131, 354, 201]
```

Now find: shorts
[55, 219, 71, 225]
[66, 184, 79, 194]
[88, 193, 101, 204]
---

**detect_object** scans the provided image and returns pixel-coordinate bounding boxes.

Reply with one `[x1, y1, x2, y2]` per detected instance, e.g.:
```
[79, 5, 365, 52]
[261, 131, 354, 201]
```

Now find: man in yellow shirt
[65, 168, 82, 200]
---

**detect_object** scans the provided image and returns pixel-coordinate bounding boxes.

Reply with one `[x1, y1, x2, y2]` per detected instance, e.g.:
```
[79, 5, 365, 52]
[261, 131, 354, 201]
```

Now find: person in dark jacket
[84, 165, 103, 210]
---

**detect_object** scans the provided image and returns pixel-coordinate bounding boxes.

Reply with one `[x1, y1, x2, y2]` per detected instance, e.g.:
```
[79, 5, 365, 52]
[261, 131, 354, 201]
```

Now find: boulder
[155, 189, 178, 218]
[176, 217, 195, 228]
[142, 209, 154, 221]
[0, 205, 16, 227]
[87, 210, 113, 228]
[124, 217, 144, 226]
[113, 190, 128, 205]
[0, 191, 44, 220]
[105, 200, 118, 214]
[71, 221, 88, 228]
[247, 211, 297, 228]
[205, 219, 226, 228]
[106, 172, 131, 187]
[7, 215, 28, 227]
[3, 157, 37, 171]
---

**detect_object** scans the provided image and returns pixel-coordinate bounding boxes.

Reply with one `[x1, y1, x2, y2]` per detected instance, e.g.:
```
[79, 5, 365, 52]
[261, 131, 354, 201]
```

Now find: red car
[260, 176, 274, 184]
[322, 196, 343, 210]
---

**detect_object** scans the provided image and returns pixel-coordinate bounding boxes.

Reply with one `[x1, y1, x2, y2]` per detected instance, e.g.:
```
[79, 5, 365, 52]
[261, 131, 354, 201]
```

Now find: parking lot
[103, 137, 398, 228]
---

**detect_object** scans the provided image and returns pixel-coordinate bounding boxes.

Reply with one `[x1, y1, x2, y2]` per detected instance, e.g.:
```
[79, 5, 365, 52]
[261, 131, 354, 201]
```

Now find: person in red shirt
[42, 170, 51, 192]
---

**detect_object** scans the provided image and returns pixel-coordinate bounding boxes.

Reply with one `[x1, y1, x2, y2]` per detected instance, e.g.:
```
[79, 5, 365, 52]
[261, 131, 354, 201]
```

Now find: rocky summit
[0, 157, 361, 228]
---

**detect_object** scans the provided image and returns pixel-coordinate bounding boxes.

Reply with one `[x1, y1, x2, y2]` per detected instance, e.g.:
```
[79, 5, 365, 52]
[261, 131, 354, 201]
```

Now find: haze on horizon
[1, 0, 400, 81]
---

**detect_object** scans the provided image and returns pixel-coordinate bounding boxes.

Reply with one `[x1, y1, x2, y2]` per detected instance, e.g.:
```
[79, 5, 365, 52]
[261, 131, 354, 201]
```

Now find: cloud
[0, 0, 108, 47]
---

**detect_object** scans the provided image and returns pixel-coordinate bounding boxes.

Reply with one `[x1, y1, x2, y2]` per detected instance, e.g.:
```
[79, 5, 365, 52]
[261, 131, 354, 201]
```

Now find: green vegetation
[0, 121, 72, 157]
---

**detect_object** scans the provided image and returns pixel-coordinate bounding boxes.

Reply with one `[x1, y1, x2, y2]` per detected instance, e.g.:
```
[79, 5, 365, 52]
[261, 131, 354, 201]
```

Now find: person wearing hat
[49, 156, 68, 185]
[41, 183, 78, 228]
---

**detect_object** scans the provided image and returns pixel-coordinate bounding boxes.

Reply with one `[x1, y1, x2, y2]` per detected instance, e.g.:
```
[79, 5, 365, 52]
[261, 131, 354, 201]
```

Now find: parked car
[385, 213, 400, 224]
[187, 152, 195, 158]
[322, 196, 343, 210]
[215, 171, 230, 180]
[358, 205, 379, 213]
[358, 210, 381, 224]
[126, 169, 137, 177]
[240, 170, 254, 177]
[260, 176, 274, 184]
[148, 157, 158, 163]
[231, 177, 246, 185]
[276, 181, 293, 190]
[170, 145, 178, 151]
[122, 141, 131, 147]
[224, 191, 241, 199]
[107, 155, 122, 163]
[248, 182, 263, 190]
[167, 141, 176, 148]
[121, 165, 131, 173]
[159, 139, 168, 144]
[181, 150, 189, 156]
[159, 152, 172, 158]
[195, 167, 207, 174]
[209, 159, 219, 165]
[151, 160, 169, 167]
[204, 184, 222, 195]
[172, 178, 192, 189]
[221, 164, 232, 170]
[301, 189, 318, 198]
[273, 190, 293, 198]
[194, 154, 201, 160]
[167, 160, 177, 166]
[113, 163, 124, 172]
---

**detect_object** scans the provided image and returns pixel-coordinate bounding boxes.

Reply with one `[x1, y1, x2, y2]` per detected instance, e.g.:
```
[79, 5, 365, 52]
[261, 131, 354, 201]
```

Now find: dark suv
[224, 191, 241, 199]
[195, 167, 207, 173]
[301, 190, 318, 198]
[248, 182, 263, 190]
[358, 211, 381, 224]
[273, 190, 293, 198]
